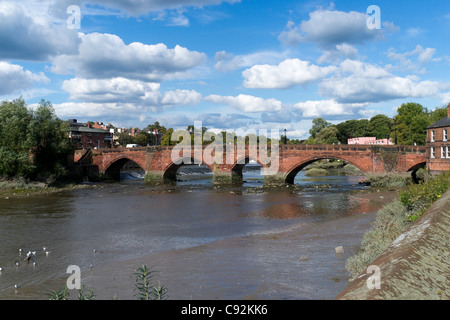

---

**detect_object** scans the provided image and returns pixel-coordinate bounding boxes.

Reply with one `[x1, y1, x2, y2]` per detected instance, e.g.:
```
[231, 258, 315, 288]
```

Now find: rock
[335, 246, 344, 254]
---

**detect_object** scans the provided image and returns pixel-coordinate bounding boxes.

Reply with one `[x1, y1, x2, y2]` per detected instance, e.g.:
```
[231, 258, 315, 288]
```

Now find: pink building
[348, 137, 394, 145]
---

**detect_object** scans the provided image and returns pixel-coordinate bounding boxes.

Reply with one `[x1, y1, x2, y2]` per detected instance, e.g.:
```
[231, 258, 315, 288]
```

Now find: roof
[427, 117, 450, 129]
[69, 126, 112, 134]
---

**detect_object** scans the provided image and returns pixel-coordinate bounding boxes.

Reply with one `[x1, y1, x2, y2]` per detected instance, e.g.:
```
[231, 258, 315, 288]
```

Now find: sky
[1, 0, 450, 139]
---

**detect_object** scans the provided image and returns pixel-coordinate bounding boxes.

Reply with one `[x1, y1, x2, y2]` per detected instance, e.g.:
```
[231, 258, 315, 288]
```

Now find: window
[431, 147, 435, 158]
[431, 130, 435, 142]
[441, 147, 445, 158]
[444, 129, 448, 142]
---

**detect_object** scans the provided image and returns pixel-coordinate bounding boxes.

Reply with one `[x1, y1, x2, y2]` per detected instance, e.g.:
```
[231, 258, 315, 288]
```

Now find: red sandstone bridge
[71, 144, 427, 185]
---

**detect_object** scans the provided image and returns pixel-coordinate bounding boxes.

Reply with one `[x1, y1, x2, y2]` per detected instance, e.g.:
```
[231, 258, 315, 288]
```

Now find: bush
[345, 200, 409, 277]
[367, 172, 413, 188]
[346, 170, 450, 278]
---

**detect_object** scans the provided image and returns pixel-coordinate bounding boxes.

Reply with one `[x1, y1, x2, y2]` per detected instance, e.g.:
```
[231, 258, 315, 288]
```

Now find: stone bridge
[74, 144, 427, 185]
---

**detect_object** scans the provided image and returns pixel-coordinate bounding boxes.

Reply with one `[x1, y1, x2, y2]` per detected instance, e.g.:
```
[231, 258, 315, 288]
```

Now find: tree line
[285, 102, 447, 145]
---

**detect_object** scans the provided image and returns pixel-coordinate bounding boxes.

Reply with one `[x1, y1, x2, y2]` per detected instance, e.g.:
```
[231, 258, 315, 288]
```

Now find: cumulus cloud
[0, 62, 50, 95]
[205, 94, 283, 113]
[52, 33, 203, 80]
[242, 58, 336, 89]
[292, 99, 368, 118]
[278, 9, 387, 49]
[61, 77, 202, 110]
[51, 33, 206, 82]
[214, 50, 290, 72]
[386, 45, 441, 73]
[0, 2, 79, 61]
[62, 78, 161, 103]
[319, 59, 447, 103]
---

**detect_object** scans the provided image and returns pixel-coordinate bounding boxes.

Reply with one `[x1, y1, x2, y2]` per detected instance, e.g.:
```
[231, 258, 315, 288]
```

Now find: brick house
[426, 104, 450, 172]
[68, 119, 114, 149]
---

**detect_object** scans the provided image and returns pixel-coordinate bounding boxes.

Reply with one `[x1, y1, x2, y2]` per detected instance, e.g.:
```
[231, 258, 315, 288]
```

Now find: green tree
[0, 98, 73, 180]
[395, 102, 428, 145]
[160, 128, 174, 146]
[147, 121, 167, 135]
[134, 132, 155, 146]
[367, 114, 394, 140]
[117, 133, 135, 146]
[309, 118, 332, 139]
[28, 100, 73, 179]
[314, 126, 340, 144]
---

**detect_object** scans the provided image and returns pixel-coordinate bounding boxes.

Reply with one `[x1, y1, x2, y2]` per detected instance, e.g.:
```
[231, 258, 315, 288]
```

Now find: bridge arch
[163, 156, 214, 182]
[407, 161, 427, 183]
[103, 156, 146, 180]
[284, 156, 368, 184]
[230, 156, 266, 184]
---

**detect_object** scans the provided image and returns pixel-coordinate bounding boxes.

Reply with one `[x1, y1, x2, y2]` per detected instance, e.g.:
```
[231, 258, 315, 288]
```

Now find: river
[0, 164, 396, 300]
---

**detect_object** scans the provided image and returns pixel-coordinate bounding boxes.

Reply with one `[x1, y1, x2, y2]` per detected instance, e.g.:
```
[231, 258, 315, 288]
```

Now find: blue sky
[1, 0, 450, 139]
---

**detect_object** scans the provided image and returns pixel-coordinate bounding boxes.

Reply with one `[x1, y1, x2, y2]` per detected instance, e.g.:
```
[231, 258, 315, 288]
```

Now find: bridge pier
[264, 173, 288, 186]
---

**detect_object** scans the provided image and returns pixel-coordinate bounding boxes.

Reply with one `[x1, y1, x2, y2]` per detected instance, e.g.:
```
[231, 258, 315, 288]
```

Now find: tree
[27, 100, 74, 178]
[160, 128, 174, 146]
[118, 132, 135, 146]
[309, 118, 332, 139]
[395, 102, 428, 145]
[147, 121, 167, 135]
[0, 98, 73, 180]
[367, 114, 394, 140]
[314, 126, 340, 144]
[134, 132, 155, 146]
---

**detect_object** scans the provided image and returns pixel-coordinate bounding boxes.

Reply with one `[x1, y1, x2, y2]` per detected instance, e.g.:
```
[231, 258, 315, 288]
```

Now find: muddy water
[0, 166, 396, 300]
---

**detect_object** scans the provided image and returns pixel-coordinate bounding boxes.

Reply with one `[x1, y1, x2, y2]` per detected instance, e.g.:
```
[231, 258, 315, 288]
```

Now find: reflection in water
[0, 165, 391, 300]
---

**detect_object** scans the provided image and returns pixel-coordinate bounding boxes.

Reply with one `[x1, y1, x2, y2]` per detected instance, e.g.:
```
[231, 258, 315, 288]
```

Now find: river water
[0, 165, 395, 300]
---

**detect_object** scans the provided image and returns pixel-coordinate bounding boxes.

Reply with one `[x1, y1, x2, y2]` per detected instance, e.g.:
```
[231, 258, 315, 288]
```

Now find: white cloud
[387, 45, 441, 73]
[292, 99, 367, 118]
[205, 94, 283, 113]
[0, 2, 79, 61]
[51, 32, 206, 82]
[62, 78, 161, 103]
[278, 9, 387, 49]
[318, 43, 359, 64]
[214, 50, 290, 72]
[242, 58, 336, 89]
[0, 62, 50, 95]
[319, 59, 447, 103]
[161, 89, 202, 105]
[61, 77, 202, 110]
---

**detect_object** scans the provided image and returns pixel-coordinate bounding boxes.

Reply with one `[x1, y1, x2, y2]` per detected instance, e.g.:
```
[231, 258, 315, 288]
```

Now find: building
[68, 119, 114, 149]
[348, 137, 394, 145]
[426, 104, 450, 172]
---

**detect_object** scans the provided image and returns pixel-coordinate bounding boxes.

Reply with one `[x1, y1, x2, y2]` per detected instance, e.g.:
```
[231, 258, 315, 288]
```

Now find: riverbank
[0, 178, 102, 199]
[337, 171, 450, 299]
